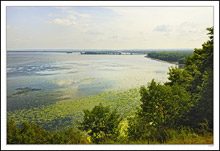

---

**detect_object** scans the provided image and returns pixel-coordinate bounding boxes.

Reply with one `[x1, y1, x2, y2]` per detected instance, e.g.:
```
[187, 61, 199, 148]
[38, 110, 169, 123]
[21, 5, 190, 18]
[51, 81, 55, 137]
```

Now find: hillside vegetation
[147, 52, 193, 64]
[7, 27, 213, 144]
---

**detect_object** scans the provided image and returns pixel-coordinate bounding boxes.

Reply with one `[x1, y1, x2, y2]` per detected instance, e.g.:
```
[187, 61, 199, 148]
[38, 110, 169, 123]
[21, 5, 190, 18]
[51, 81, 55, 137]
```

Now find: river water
[7, 52, 174, 111]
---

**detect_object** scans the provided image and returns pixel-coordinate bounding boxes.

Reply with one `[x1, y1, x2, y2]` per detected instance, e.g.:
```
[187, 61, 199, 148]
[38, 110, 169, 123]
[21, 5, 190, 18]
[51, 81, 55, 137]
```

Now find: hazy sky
[7, 7, 213, 50]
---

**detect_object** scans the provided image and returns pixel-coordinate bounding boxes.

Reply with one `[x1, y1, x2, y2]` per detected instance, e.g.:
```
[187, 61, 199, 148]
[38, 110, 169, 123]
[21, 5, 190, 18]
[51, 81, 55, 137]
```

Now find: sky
[6, 6, 213, 50]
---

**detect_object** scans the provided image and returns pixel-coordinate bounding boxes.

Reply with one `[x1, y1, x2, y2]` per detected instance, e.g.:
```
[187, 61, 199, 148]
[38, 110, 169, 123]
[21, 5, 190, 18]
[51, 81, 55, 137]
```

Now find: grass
[165, 133, 213, 144]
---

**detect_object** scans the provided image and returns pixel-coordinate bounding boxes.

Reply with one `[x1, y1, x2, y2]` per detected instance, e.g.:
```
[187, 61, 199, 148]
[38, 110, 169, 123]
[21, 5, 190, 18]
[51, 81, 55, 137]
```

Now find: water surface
[7, 52, 174, 111]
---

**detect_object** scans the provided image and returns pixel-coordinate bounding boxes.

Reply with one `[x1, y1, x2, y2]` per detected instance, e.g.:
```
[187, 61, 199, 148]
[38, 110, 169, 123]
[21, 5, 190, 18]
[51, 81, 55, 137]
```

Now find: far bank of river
[145, 55, 177, 64]
[145, 56, 185, 69]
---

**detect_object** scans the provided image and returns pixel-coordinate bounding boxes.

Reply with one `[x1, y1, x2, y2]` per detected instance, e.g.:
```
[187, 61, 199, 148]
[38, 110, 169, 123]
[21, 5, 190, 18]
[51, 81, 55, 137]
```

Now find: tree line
[147, 52, 193, 64]
[7, 27, 213, 144]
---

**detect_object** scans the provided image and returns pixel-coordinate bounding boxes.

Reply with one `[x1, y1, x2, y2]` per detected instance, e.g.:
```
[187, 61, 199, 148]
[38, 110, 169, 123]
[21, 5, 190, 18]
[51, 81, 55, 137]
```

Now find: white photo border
[1, 1, 219, 150]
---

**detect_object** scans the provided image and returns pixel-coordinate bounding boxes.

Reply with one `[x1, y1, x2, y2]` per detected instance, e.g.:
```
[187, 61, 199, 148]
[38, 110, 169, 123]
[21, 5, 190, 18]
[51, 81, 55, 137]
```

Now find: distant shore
[145, 55, 178, 65]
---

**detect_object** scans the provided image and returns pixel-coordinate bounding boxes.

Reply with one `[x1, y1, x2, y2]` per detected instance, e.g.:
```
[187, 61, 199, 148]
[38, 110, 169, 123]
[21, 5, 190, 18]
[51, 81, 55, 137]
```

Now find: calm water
[7, 52, 173, 111]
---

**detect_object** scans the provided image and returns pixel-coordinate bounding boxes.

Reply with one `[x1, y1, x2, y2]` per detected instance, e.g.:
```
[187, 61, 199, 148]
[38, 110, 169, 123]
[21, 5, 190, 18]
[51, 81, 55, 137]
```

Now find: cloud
[78, 13, 91, 19]
[54, 7, 73, 11]
[50, 15, 77, 26]
[48, 13, 53, 17]
[48, 8, 91, 27]
[174, 21, 208, 39]
[154, 25, 172, 32]
[63, 9, 91, 19]
[86, 31, 103, 36]
[6, 25, 20, 30]
[7, 7, 213, 50]
[111, 35, 118, 39]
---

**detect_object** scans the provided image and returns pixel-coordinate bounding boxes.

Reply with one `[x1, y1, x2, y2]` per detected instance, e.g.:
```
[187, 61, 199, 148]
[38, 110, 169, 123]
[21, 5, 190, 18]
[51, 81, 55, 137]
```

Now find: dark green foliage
[186, 69, 213, 131]
[127, 115, 158, 143]
[7, 120, 52, 144]
[128, 79, 191, 143]
[165, 27, 213, 130]
[128, 27, 213, 143]
[7, 120, 21, 144]
[198, 69, 213, 130]
[19, 122, 52, 144]
[7, 120, 89, 144]
[79, 103, 122, 144]
[51, 128, 89, 144]
[139, 80, 191, 128]
[183, 27, 213, 130]
[147, 52, 192, 62]
[127, 116, 146, 141]
[167, 66, 194, 89]
[178, 57, 187, 64]
[13, 87, 41, 95]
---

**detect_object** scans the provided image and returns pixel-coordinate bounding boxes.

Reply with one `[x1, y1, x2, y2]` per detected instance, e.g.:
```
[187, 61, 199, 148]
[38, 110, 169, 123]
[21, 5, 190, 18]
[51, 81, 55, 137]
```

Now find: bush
[79, 103, 122, 144]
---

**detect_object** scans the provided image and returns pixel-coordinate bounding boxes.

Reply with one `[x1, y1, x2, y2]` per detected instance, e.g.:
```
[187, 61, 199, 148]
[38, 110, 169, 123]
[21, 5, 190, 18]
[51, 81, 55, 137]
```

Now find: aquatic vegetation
[7, 90, 61, 112]
[7, 88, 141, 133]
[13, 87, 41, 95]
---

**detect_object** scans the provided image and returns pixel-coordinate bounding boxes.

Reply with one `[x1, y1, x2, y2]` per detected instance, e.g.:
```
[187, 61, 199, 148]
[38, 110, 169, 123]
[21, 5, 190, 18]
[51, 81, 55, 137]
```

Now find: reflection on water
[7, 52, 174, 111]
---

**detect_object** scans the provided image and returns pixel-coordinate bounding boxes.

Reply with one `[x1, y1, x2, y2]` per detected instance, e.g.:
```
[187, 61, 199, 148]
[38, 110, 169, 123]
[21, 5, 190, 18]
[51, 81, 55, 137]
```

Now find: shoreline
[144, 56, 178, 65]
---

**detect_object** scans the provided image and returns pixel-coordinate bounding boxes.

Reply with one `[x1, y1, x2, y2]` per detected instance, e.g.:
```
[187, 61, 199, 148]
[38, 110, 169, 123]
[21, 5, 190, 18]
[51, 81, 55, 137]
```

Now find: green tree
[183, 27, 213, 130]
[167, 66, 193, 88]
[178, 57, 187, 64]
[139, 80, 191, 128]
[19, 121, 52, 144]
[147, 52, 192, 62]
[186, 69, 213, 131]
[127, 115, 155, 143]
[7, 120, 52, 144]
[51, 128, 89, 144]
[128, 80, 191, 143]
[79, 103, 122, 144]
